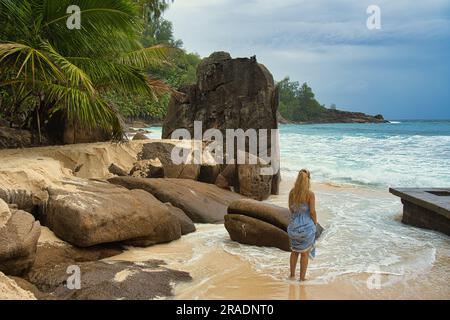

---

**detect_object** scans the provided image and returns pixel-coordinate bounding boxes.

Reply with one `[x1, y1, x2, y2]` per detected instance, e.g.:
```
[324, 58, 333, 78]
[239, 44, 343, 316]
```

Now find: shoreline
[106, 181, 449, 300]
[1, 140, 449, 300]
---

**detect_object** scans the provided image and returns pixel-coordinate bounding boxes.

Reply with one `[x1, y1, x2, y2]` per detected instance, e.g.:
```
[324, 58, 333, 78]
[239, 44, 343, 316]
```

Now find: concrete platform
[389, 188, 450, 236]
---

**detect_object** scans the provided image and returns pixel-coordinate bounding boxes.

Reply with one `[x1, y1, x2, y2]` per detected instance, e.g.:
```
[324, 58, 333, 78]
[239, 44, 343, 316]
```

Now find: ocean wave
[280, 130, 450, 188]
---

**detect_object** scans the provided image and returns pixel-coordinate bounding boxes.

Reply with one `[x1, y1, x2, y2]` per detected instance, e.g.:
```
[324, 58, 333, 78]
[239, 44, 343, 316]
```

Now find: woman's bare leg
[290, 252, 299, 278]
[300, 252, 309, 281]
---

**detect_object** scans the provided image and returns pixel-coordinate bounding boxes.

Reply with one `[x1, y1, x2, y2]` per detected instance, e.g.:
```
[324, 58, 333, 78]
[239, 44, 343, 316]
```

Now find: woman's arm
[309, 192, 318, 225]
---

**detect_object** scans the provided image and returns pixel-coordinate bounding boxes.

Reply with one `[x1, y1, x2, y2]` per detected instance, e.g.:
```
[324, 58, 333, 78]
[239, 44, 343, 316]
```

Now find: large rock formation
[26, 259, 191, 300]
[0, 188, 37, 213]
[109, 177, 244, 224]
[45, 112, 111, 145]
[225, 199, 323, 252]
[0, 126, 34, 149]
[0, 199, 41, 276]
[135, 142, 200, 180]
[25, 239, 189, 300]
[20, 227, 191, 300]
[43, 179, 180, 247]
[162, 52, 280, 200]
[295, 110, 387, 124]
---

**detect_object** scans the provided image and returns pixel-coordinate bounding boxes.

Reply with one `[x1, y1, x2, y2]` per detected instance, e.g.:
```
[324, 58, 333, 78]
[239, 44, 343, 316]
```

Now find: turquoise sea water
[280, 120, 450, 188]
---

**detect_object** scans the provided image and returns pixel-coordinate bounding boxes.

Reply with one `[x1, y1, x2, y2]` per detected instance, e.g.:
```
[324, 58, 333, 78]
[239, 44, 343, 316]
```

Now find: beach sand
[1, 141, 449, 300]
[107, 179, 449, 300]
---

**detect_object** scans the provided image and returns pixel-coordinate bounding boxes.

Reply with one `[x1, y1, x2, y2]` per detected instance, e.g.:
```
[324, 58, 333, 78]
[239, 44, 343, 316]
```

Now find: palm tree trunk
[36, 105, 42, 144]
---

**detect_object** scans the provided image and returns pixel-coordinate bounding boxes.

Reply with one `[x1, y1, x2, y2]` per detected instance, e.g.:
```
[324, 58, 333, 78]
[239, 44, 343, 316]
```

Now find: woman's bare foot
[289, 275, 296, 281]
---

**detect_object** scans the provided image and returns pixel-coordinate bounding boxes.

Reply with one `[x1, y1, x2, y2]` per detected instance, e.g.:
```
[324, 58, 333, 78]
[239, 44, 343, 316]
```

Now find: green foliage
[133, 0, 173, 25]
[277, 77, 328, 122]
[0, 0, 172, 141]
[103, 91, 169, 120]
[108, 9, 202, 123]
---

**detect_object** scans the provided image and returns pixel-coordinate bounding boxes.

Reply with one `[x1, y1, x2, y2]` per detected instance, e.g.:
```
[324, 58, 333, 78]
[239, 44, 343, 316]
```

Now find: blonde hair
[290, 169, 311, 206]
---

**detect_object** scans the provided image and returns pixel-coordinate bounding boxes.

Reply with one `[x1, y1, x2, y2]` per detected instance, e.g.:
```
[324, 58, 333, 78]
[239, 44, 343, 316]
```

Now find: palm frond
[42, 41, 95, 95]
[0, 42, 65, 84]
[119, 44, 173, 69]
[66, 57, 157, 96]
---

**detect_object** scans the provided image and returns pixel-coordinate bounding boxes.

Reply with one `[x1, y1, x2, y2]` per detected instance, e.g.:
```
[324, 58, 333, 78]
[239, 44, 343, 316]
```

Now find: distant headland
[277, 77, 387, 124]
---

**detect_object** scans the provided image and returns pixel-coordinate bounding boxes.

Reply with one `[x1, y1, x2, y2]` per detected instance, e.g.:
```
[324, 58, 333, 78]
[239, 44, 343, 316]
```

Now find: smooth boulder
[165, 203, 196, 235]
[132, 132, 150, 141]
[0, 200, 41, 276]
[225, 214, 290, 251]
[44, 179, 179, 247]
[26, 259, 191, 300]
[109, 177, 244, 223]
[125, 213, 181, 247]
[225, 199, 324, 252]
[228, 199, 290, 229]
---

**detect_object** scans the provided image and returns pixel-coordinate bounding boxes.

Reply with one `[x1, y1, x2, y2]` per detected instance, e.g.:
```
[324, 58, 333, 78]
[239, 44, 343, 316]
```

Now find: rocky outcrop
[124, 212, 181, 247]
[130, 159, 164, 178]
[26, 259, 191, 300]
[0, 200, 41, 276]
[225, 199, 323, 252]
[213, 154, 277, 201]
[20, 229, 191, 300]
[44, 109, 114, 144]
[237, 160, 273, 201]
[198, 164, 221, 184]
[137, 142, 200, 180]
[0, 188, 37, 213]
[162, 52, 280, 200]
[132, 132, 150, 141]
[109, 177, 244, 224]
[165, 203, 196, 235]
[108, 163, 128, 177]
[43, 179, 179, 247]
[225, 214, 291, 251]
[296, 110, 388, 124]
[0, 126, 33, 149]
[0, 200, 11, 228]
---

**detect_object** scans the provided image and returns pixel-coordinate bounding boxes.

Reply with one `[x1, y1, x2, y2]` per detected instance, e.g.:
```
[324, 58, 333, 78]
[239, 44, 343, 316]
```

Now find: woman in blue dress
[288, 169, 318, 282]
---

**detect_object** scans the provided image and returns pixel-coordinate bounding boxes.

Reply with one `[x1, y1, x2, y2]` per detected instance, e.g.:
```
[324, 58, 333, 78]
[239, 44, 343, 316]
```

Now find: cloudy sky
[165, 0, 450, 120]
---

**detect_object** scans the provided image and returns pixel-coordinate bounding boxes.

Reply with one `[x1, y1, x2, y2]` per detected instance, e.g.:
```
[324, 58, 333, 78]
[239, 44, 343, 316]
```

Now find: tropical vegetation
[0, 0, 197, 143]
[277, 77, 335, 122]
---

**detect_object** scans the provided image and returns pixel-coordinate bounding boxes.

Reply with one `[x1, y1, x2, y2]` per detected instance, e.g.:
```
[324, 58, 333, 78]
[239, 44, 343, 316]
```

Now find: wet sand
[107, 179, 450, 300]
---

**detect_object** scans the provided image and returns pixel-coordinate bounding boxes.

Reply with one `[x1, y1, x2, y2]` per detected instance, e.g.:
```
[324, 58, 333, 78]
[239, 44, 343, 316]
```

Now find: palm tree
[0, 0, 172, 142]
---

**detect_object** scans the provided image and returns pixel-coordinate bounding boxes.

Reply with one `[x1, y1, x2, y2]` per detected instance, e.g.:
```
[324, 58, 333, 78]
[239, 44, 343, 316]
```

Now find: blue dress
[287, 203, 317, 258]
